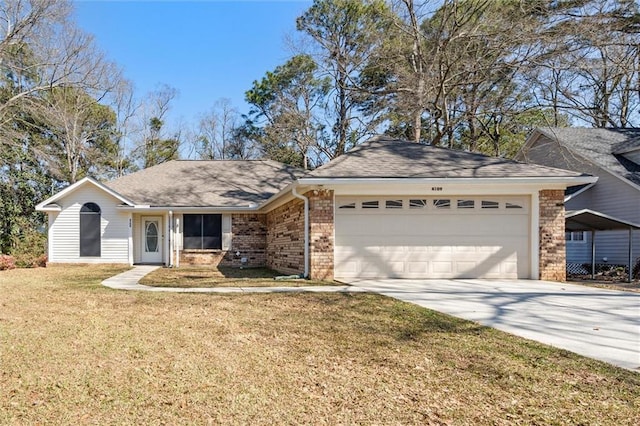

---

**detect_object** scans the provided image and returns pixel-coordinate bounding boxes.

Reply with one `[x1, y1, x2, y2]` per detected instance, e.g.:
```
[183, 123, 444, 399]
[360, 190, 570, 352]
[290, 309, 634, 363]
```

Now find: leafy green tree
[0, 138, 52, 256]
[245, 54, 330, 169]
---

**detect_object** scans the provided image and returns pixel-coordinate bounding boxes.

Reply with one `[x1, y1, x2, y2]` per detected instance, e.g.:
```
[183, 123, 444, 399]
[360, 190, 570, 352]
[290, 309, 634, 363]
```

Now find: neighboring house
[37, 136, 595, 282]
[516, 127, 640, 269]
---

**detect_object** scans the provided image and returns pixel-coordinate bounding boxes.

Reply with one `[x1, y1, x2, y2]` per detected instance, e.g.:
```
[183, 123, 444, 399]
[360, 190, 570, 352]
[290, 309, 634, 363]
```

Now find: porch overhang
[566, 209, 640, 232]
[566, 209, 640, 282]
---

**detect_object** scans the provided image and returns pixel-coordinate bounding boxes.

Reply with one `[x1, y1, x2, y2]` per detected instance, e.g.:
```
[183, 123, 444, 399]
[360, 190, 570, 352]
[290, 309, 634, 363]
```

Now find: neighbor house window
[566, 231, 585, 242]
[80, 202, 101, 257]
[183, 214, 222, 249]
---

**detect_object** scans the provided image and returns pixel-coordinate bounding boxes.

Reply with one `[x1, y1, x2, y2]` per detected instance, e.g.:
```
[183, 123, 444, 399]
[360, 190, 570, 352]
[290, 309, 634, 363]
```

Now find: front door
[141, 216, 162, 264]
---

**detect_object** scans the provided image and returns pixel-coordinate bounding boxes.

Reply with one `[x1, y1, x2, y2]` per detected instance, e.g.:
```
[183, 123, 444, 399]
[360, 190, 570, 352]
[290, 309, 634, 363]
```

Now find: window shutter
[222, 214, 232, 251]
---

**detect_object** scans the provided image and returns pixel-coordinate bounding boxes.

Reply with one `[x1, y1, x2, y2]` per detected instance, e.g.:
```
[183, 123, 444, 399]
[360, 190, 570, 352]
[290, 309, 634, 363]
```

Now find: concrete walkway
[346, 278, 640, 371]
[101, 265, 365, 294]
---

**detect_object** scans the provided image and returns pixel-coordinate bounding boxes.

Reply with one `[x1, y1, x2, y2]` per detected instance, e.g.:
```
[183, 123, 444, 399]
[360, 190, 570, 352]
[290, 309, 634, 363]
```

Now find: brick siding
[539, 189, 566, 281]
[266, 198, 305, 275]
[227, 213, 267, 267]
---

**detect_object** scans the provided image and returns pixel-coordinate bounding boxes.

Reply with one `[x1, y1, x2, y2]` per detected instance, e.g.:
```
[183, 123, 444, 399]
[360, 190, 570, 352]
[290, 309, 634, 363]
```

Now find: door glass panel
[146, 222, 158, 252]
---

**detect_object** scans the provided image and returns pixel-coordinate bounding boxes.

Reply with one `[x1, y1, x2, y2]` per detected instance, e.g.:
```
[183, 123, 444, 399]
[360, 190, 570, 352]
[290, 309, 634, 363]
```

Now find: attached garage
[334, 195, 531, 279]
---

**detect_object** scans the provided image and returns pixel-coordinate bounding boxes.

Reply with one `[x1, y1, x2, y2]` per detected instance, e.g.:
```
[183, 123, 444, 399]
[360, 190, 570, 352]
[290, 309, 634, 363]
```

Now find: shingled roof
[107, 160, 306, 207]
[309, 136, 588, 179]
[536, 128, 640, 185]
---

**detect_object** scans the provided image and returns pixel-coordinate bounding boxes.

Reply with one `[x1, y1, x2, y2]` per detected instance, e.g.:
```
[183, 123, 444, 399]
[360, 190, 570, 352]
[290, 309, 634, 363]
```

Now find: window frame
[183, 214, 222, 250]
[566, 231, 586, 243]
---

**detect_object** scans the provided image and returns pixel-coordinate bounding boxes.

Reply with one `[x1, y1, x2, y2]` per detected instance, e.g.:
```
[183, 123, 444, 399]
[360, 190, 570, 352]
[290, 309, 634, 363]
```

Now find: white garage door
[335, 196, 530, 279]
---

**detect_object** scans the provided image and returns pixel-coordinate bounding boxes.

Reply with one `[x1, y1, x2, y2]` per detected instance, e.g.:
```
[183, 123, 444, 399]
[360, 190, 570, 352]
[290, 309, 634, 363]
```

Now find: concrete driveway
[345, 278, 640, 371]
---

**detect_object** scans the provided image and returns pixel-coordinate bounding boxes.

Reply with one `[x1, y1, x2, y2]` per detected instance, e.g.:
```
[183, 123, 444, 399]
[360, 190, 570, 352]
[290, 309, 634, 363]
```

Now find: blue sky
[74, 0, 312, 127]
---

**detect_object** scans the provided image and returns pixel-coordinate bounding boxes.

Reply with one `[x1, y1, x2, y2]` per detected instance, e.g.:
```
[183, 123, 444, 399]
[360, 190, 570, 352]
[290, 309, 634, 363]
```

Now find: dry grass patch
[1, 266, 639, 424]
[139, 266, 333, 287]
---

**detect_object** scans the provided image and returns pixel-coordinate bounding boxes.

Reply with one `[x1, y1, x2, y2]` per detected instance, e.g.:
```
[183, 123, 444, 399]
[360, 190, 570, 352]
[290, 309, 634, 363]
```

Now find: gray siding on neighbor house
[48, 185, 130, 263]
[520, 134, 640, 266]
[566, 231, 640, 266]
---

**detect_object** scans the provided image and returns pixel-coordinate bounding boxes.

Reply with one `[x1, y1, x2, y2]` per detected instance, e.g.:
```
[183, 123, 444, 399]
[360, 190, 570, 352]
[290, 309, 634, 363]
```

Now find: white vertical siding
[49, 185, 130, 263]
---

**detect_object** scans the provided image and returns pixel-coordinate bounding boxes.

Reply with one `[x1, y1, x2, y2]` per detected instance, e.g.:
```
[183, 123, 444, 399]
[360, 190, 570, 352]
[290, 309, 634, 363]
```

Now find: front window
[183, 214, 222, 249]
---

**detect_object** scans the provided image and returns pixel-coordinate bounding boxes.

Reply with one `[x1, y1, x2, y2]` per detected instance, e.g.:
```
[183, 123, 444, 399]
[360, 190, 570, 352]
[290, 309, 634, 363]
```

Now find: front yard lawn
[1, 266, 638, 424]
[139, 266, 334, 287]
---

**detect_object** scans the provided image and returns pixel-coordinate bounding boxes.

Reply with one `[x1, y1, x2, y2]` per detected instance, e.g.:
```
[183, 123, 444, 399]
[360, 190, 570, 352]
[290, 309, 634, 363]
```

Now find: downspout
[176, 216, 180, 268]
[169, 210, 173, 267]
[291, 186, 309, 278]
[628, 228, 633, 284]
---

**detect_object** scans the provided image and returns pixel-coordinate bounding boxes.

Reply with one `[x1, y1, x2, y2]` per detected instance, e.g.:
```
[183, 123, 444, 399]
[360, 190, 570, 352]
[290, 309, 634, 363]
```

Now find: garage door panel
[338, 235, 527, 249]
[335, 196, 531, 279]
[432, 261, 453, 274]
[407, 261, 429, 273]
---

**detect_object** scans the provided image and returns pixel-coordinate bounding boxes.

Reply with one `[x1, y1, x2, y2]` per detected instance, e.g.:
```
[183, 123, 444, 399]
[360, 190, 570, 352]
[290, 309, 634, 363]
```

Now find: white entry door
[141, 216, 163, 264]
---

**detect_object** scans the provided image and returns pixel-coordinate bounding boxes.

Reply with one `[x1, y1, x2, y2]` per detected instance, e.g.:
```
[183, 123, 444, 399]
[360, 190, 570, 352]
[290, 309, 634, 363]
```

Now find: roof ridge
[173, 159, 270, 162]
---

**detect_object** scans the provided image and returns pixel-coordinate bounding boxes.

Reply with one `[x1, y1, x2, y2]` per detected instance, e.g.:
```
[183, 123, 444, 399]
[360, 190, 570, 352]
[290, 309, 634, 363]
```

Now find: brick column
[539, 189, 566, 281]
[307, 189, 334, 281]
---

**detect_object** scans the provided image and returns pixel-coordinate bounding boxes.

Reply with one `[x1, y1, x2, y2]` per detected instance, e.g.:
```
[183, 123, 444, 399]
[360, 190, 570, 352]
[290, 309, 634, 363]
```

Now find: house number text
[431, 187, 443, 191]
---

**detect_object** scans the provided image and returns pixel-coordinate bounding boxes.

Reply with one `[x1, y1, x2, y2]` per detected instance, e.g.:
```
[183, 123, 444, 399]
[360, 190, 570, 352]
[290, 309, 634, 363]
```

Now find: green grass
[1, 265, 638, 424]
[139, 266, 334, 287]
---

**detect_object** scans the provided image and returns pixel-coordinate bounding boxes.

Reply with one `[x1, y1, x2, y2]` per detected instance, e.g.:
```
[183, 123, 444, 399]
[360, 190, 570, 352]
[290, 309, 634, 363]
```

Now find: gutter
[297, 176, 599, 186]
[115, 205, 261, 212]
[169, 210, 173, 267]
[291, 186, 309, 279]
